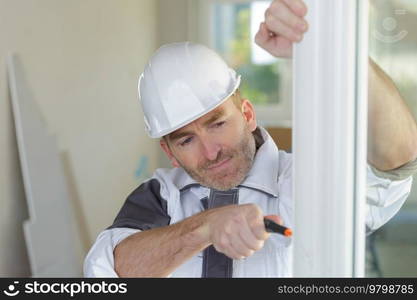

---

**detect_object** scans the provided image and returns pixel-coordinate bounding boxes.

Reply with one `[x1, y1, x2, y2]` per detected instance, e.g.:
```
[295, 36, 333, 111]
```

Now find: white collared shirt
[84, 127, 413, 277]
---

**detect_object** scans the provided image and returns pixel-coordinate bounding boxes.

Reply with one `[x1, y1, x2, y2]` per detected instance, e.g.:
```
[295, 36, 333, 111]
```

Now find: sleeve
[108, 178, 171, 230]
[368, 156, 417, 181]
[84, 177, 172, 277]
[83, 228, 140, 277]
[365, 163, 414, 234]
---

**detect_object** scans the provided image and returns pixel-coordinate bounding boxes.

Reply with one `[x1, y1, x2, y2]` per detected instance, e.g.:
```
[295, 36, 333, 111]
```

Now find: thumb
[254, 22, 271, 48]
[264, 214, 284, 226]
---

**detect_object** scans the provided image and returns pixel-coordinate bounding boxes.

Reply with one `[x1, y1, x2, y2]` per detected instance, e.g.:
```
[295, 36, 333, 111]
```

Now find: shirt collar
[174, 126, 280, 197]
[238, 126, 279, 197]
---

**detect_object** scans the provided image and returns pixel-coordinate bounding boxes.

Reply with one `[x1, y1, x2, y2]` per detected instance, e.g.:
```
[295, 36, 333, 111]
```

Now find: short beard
[177, 126, 257, 191]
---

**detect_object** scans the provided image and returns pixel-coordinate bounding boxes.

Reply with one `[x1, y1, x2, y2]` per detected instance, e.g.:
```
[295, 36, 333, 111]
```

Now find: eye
[213, 121, 226, 128]
[179, 137, 193, 147]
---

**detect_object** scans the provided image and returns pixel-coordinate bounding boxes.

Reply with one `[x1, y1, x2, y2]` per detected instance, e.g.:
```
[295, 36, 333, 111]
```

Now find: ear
[160, 139, 180, 168]
[241, 99, 257, 132]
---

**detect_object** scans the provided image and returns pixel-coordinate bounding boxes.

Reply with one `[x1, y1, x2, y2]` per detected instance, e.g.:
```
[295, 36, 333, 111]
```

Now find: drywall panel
[7, 54, 82, 277]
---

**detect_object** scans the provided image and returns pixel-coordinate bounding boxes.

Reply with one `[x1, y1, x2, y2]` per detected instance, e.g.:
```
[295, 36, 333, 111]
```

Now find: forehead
[167, 99, 235, 140]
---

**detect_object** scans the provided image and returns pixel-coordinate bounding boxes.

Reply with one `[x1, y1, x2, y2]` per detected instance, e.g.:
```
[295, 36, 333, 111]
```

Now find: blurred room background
[0, 0, 415, 277]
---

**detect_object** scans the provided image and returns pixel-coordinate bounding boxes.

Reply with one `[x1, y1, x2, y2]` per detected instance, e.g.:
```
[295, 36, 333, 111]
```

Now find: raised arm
[255, 0, 417, 171]
[367, 58, 417, 170]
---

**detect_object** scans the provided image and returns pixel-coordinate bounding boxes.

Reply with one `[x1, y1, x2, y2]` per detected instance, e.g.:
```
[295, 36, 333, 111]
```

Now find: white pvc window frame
[292, 0, 369, 277]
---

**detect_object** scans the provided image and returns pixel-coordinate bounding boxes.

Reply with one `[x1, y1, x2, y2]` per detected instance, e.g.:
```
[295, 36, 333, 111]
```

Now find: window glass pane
[212, 1, 283, 106]
[366, 0, 417, 277]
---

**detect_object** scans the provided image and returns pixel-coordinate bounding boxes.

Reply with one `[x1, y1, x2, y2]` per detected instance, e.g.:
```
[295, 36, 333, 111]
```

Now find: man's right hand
[113, 203, 282, 277]
[201, 204, 282, 259]
[255, 0, 308, 58]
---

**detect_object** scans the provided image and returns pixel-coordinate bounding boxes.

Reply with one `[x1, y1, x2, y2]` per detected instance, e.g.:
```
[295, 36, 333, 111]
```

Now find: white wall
[0, 0, 158, 276]
[156, 0, 200, 169]
[157, 0, 190, 45]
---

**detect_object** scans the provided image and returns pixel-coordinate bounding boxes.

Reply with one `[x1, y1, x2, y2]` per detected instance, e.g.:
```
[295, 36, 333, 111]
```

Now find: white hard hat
[138, 42, 241, 138]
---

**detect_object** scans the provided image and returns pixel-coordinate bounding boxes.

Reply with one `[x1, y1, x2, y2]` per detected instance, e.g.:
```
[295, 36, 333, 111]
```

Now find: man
[84, 0, 417, 277]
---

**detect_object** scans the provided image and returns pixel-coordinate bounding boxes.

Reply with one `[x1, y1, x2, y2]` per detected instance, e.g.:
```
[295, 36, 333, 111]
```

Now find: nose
[200, 138, 221, 161]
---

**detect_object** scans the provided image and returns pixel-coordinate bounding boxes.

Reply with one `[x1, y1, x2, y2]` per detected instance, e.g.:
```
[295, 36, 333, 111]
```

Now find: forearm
[114, 211, 211, 277]
[368, 58, 417, 170]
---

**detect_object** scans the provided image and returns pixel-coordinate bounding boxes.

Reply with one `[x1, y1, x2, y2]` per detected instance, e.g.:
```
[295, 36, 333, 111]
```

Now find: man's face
[160, 98, 258, 191]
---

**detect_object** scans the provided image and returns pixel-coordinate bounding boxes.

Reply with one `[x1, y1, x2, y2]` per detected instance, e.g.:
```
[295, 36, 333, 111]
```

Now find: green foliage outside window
[214, 4, 280, 105]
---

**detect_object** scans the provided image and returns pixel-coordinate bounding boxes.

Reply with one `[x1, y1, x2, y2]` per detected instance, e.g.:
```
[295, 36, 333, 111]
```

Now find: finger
[243, 204, 270, 241]
[213, 234, 243, 260]
[267, 1, 308, 34]
[282, 0, 308, 17]
[213, 244, 242, 260]
[267, 36, 294, 58]
[264, 13, 302, 42]
[229, 233, 255, 258]
[222, 244, 246, 260]
[238, 217, 266, 251]
[255, 22, 293, 58]
[222, 247, 244, 260]
[249, 216, 270, 241]
[254, 22, 271, 48]
[264, 214, 284, 226]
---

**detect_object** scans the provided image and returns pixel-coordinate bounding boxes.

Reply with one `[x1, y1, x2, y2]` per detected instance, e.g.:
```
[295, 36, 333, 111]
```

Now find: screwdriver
[264, 218, 292, 237]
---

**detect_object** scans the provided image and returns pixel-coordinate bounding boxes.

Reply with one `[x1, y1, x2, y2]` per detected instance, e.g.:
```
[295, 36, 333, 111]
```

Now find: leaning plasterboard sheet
[7, 54, 82, 277]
